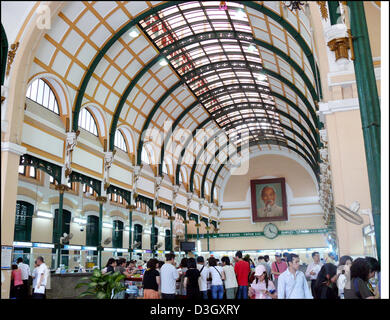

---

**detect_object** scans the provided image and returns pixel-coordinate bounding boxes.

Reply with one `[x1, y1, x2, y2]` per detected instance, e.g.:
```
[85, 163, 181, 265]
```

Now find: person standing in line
[305, 252, 323, 298]
[337, 255, 353, 299]
[264, 255, 272, 278]
[32, 256, 49, 299]
[142, 258, 160, 299]
[11, 264, 24, 299]
[344, 258, 375, 299]
[178, 258, 188, 297]
[16, 257, 31, 298]
[365, 257, 380, 298]
[258, 256, 271, 279]
[221, 256, 238, 299]
[313, 263, 339, 299]
[160, 253, 179, 299]
[31, 260, 39, 295]
[249, 264, 277, 299]
[234, 251, 251, 299]
[208, 257, 225, 299]
[277, 253, 313, 299]
[271, 253, 287, 289]
[184, 258, 201, 299]
[196, 256, 209, 299]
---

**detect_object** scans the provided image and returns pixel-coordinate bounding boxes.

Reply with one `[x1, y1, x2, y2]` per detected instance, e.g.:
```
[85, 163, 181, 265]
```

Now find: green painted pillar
[56, 189, 64, 269]
[348, 1, 381, 263]
[98, 202, 103, 269]
[207, 230, 210, 252]
[170, 216, 173, 251]
[151, 213, 155, 255]
[328, 1, 341, 25]
[127, 205, 133, 259]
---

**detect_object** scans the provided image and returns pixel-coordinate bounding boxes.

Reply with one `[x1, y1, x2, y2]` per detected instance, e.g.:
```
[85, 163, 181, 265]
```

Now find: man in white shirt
[32, 256, 49, 299]
[196, 256, 210, 299]
[17, 257, 31, 298]
[305, 251, 323, 298]
[278, 253, 313, 299]
[160, 253, 179, 299]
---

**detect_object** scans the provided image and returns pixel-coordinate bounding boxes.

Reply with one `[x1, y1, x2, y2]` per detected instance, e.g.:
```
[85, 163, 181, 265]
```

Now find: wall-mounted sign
[116, 248, 128, 253]
[32, 243, 55, 248]
[82, 246, 97, 251]
[188, 228, 328, 239]
[13, 242, 33, 248]
[1, 246, 13, 270]
[63, 245, 81, 250]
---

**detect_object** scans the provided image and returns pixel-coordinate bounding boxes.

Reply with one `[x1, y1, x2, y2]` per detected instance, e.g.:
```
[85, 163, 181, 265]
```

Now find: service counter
[47, 272, 94, 299]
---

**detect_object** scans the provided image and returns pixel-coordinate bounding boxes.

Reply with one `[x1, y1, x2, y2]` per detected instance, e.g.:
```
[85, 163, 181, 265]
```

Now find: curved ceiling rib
[71, 1, 322, 151]
[175, 116, 318, 189]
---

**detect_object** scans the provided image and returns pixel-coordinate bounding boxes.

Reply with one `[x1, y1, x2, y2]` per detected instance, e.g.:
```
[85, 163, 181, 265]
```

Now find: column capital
[195, 223, 201, 228]
[95, 196, 107, 204]
[54, 184, 69, 194]
[168, 216, 175, 221]
[126, 204, 137, 210]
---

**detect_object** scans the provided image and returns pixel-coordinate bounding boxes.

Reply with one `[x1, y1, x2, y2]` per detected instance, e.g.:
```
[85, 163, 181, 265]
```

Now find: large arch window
[86, 215, 99, 247]
[114, 129, 127, 152]
[152, 227, 158, 250]
[78, 107, 98, 136]
[26, 78, 60, 114]
[14, 201, 34, 242]
[112, 220, 124, 251]
[134, 224, 143, 249]
[204, 181, 209, 198]
[165, 229, 171, 251]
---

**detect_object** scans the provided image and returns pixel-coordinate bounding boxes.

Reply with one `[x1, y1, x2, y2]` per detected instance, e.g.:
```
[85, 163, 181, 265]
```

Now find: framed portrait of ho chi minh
[250, 178, 288, 223]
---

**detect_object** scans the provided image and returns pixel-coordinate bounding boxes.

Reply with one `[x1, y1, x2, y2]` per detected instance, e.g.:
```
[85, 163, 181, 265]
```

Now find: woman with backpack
[208, 257, 225, 299]
[249, 265, 277, 299]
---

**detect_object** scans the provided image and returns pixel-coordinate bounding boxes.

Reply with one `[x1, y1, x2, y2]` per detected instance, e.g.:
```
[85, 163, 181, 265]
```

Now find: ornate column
[348, 1, 381, 262]
[126, 204, 136, 259]
[171, 184, 179, 250]
[185, 192, 193, 242]
[64, 131, 80, 178]
[95, 195, 107, 269]
[54, 184, 69, 269]
[150, 176, 162, 256]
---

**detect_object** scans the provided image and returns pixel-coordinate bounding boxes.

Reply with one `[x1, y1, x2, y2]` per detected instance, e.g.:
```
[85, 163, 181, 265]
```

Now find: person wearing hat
[271, 253, 287, 289]
[249, 264, 277, 299]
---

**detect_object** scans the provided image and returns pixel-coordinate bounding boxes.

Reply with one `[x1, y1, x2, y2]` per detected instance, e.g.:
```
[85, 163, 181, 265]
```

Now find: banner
[187, 228, 328, 239]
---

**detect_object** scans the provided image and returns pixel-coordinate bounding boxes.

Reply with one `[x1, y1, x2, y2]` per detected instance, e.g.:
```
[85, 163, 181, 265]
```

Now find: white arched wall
[80, 103, 108, 139]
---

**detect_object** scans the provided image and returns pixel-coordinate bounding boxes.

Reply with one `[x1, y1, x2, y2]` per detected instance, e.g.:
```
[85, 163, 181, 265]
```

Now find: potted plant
[75, 268, 126, 299]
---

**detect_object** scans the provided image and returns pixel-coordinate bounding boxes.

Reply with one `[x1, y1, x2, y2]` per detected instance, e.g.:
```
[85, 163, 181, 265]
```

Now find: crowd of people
[105, 251, 381, 300]
[10, 250, 381, 300]
[10, 256, 50, 299]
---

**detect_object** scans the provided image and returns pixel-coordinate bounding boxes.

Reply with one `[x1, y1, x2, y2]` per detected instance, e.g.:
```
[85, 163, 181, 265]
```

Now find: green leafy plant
[75, 269, 126, 299]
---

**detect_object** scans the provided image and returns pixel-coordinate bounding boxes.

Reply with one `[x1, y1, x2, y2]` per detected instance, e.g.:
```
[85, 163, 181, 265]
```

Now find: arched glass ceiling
[139, 1, 287, 148]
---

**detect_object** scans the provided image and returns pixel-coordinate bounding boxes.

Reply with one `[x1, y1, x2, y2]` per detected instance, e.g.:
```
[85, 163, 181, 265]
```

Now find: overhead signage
[63, 245, 81, 250]
[13, 242, 33, 248]
[187, 228, 328, 239]
[82, 246, 97, 251]
[33, 243, 55, 248]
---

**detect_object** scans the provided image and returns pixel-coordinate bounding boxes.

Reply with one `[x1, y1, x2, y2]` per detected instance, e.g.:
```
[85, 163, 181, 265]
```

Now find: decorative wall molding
[318, 98, 360, 115]
[1, 141, 27, 155]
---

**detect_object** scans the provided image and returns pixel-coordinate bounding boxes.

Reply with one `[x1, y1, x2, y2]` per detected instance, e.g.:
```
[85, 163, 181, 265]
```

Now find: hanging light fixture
[129, 27, 140, 38]
[159, 58, 168, 66]
[283, 1, 306, 12]
[219, 1, 228, 10]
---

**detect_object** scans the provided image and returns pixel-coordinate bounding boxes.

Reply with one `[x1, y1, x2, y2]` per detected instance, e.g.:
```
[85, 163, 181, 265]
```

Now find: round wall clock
[263, 223, 279, 239]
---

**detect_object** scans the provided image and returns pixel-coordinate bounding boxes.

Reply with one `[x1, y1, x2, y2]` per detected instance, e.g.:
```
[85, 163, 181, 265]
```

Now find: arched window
[204, 181, 209, 197]
[112, 220, 124, 250]
[114, 129, 127, 152]
[134, 224, 143, 249]
[165, 229, 171, 251]
[26, 78, 60, 114]
[152, 227, 158, 250]
[78, 107, 98, 136]
[162, 161, 168, 175]
[214, 188, 218, 201]
[86, 215, 99, 247]
[14, 201, 34, 242]
[141, 145, 154, 165]
[180, 167, 187, 185]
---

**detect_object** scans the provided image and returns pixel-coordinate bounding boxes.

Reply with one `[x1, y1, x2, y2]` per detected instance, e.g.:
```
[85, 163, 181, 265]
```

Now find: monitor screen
[180, 241, 195, 252]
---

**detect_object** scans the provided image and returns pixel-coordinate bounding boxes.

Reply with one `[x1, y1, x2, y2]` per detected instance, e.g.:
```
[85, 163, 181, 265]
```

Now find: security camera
[80, 226, 85, 232]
